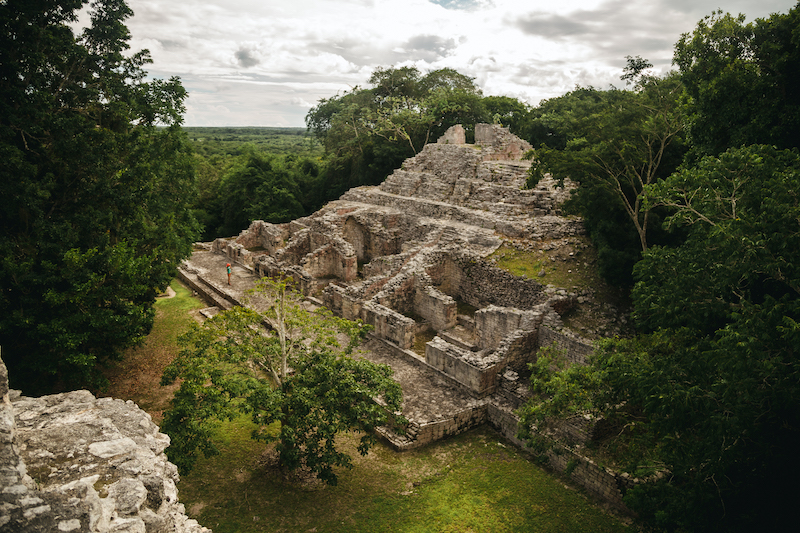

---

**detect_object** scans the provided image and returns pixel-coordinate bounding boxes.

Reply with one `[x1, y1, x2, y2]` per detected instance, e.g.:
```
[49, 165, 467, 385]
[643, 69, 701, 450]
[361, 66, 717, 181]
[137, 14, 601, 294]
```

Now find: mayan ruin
[177, 124, 633, 507]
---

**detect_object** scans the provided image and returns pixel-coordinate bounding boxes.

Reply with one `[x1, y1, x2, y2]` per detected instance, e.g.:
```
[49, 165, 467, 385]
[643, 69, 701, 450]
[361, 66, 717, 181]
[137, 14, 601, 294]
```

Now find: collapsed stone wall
[474, 123, 533, 160]
[0, 357, 209, 533]
[362, 301, 416, 349]
[474, 305, 543, 351]
[425, 337, 500, 396]
[484, 403, 634, 513]
[403, 404, 489, 449]
[432, 253, 551, 311]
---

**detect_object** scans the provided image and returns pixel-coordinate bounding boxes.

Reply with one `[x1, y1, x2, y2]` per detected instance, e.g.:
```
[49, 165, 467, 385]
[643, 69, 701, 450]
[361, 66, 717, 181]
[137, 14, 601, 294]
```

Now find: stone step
[177, 265, 234, 310]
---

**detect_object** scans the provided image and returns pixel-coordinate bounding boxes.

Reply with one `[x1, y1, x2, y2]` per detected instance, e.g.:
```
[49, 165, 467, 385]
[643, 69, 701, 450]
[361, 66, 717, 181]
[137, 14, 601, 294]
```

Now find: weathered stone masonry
[190, 124, 634, 512]
[0, 356, 210, 533]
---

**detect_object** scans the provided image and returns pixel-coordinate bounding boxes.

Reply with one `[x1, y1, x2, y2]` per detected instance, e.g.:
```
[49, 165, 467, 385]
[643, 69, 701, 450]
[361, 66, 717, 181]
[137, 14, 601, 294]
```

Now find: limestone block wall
[432, 254, 548, 311]
[538, 327, 594, 365]
[475, 305, 543, 351]
[254, 254, 284, 279]
[212, 238, 249, 266]
[0, 357, 210, 533]
[491, 329, 540, 374]
[425, 337, 500, 396]
[398, 143, 482, 184]
[485, 403, 631, 513]
[414, 285, 457, 331]
[343, 216, 402, 263]
[276, 229, 311, 264]
[361, 302, 416, 349]
[235, 220, 289, 254]
[302, 242, 358, 282]
[406, 404, 489, 449]
[322, 283, 364, 321]
[437, 124, 465, 144]
[374, 272, 417, 318]
[474, 123, 533, 161]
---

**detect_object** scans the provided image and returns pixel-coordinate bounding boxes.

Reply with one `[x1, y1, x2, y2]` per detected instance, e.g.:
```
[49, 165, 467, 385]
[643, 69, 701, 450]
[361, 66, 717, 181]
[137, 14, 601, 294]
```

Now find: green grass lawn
[179, 418, 634, 533]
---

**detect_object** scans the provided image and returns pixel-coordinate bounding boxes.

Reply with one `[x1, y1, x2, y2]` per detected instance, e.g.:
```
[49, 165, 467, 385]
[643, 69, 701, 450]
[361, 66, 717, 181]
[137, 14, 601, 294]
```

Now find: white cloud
[119, 0, 797, 126]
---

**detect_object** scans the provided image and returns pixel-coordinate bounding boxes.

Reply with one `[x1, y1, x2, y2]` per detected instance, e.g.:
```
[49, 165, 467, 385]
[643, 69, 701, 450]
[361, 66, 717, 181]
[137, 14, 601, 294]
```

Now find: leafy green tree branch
[161, 277, 404, 485]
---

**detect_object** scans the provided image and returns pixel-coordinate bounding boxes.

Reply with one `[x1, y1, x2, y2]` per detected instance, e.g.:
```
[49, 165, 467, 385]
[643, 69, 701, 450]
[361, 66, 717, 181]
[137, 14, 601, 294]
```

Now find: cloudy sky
[112, 0, 796, 127]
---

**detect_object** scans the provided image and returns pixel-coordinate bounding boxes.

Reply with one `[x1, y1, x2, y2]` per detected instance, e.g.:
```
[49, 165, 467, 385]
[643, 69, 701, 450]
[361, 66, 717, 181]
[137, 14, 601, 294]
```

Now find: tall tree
[0, 0, 197, 392]
[675, 6, 800, 157]
[520, 145, 800, 532]
[161, 278, 404, 485]
[216, 149, 307, 236]
[524, 67, 686, 283]
[305, 66, 488, 197]
[624, 145, 800, 532]
[531, 70, 685, 254]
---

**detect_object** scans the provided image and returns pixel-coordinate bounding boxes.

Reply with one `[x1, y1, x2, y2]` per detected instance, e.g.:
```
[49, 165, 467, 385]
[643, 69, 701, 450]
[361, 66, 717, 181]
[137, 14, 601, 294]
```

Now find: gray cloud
[234, 48, 260, 68]
[156, 39, 186, 51]
[514, 14, 590, 38]
[125, 0, 794, 126]
[308, 37, 389, 67]
[306, 33, 460, 69]
[402, 34, 458, 61]
[511, 0, 689, 70]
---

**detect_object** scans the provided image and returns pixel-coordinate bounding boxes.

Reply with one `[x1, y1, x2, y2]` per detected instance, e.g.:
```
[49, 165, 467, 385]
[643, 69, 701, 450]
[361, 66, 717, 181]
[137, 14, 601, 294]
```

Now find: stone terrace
[183, 124, 593, 439]
[180, 124, 636, 510]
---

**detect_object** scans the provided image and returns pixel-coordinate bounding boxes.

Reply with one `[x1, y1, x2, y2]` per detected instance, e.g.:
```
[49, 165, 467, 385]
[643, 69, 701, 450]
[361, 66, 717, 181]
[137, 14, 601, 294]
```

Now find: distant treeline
[185, 128, 329, 240]
[184, 127, 321, 158]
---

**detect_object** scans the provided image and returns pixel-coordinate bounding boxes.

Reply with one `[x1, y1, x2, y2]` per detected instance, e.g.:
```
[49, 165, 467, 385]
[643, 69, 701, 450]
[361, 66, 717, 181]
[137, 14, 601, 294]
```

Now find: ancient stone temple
[190, 123, 590, 424]
[180, 124, 633, 509]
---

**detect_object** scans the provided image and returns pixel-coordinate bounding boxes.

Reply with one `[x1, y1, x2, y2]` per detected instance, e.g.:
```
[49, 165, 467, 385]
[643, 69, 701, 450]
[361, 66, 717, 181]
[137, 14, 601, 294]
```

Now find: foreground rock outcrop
[0, 357, 209, 533]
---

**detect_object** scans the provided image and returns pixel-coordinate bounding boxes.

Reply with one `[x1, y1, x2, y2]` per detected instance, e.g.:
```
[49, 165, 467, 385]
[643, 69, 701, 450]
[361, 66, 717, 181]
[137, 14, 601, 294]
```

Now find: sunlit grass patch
[178, 421, 635, 533]
[413, 329, 437, 356]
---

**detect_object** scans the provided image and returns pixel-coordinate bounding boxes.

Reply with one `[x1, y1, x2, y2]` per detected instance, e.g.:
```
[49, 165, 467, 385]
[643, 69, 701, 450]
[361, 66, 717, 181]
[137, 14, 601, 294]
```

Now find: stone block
[425, 337, 500, 396]
[362, 302, 415, 349]
[0, 354, 210, 533]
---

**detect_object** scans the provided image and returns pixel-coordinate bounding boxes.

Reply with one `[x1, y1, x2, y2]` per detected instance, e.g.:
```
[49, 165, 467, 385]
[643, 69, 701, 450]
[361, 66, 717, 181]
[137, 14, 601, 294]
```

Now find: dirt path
[101, 280, 203, 423]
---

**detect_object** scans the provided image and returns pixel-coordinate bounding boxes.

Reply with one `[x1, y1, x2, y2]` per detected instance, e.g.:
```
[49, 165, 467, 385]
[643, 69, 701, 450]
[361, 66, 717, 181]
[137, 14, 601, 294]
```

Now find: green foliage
[0, 0, 198, 393]
[559, 146, 800, 532]
[517, 146, 800, 531]
[161, 278, 404, 485]
[216, 150, 308, 236]
[188, 148, 323, 240]
[636, 145, 800, 333]
[482, 95, 532, 136]
[305, 66, 490, 197]
[517, 344, 604, 451]
[524, 74, 687, 284]
[183, 127, 321, 158]
[179, 425, 632, 533]
[675, 6, 800, 157]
